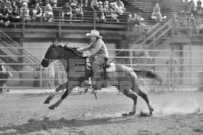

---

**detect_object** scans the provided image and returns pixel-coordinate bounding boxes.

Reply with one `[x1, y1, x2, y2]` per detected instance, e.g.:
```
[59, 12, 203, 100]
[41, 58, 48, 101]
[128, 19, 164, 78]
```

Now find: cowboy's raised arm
[89, 39, 102, 56]
[79, 42, 93, 51]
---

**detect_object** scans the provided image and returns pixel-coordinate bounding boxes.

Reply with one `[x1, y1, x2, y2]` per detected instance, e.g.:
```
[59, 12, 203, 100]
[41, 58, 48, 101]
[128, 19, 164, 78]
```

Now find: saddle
[86, 58, 109, 79]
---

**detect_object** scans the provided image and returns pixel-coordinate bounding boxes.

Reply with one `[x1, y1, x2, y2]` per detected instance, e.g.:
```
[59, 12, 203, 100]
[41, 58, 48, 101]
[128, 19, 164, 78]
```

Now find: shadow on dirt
[0, 116, 138, 135]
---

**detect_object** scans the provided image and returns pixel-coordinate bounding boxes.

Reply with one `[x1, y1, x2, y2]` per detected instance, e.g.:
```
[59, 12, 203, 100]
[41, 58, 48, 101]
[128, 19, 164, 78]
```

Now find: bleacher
[124, 0, 183, 25]
[0, 0, 185, 42]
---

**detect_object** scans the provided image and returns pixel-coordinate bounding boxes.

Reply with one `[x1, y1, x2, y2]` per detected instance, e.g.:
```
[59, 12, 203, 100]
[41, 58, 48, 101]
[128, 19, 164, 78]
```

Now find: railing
[129, 19, 172, 52]
[3, 8, 129, 35]
[0, 30, 41, 70]
[0, 46, 203, 92]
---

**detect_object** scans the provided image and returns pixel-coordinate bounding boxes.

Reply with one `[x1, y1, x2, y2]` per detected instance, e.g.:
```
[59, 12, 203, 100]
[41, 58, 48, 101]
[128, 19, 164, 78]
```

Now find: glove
[77, 48, 82, 52]
[82, 51, 91, 57]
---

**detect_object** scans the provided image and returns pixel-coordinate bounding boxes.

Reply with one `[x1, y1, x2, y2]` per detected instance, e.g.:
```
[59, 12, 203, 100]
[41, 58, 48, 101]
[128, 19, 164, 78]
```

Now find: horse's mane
[58, 45, 83, 57]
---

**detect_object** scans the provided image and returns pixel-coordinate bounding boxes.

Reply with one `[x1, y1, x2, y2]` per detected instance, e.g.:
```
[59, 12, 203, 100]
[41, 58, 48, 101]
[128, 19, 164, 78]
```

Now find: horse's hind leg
[44, 82, 67, 104]
[131, 78, 154, 115]
[138, 90, 154, 115]
[121, 89, 138, 116]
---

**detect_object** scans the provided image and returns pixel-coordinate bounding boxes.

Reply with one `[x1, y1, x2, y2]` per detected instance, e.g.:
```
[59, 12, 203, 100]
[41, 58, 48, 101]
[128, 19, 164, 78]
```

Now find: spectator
[69, 0, 78, 17]
[10, 1, 21, 24]
[20, 2, 29, 22]
[114, 0, 125, 15]
[69, 0, 78, 8]
[98, 1, 104, 12]
[91, 0, 101, 22]
[20, 0, 29, 5]
[32, 2, 42, 22]
[0, 7, 10, 26]
[172, 13, 180, 34]
[91, 0, 99, 11]
[14, 0, 22, 8]
[29, 0, 37, 7]
[62, 2, 72, 22]
[133, 13, 141, 25]
[183, 0, 190, 14]
[127, 13, 133, 26]
[197, 0, 202, 10]
[74, 3, 84, 20]
[130, 13, 145, 35]
[43, 1, 54, 22]
[78, 0, 88, 7]
[109, 2, 119, 22]
[50, 0, 57, 7]
[0, 0, 3, 10]
[103, 0, 110, 16]
[195, 3, 203, 33]
[151, 3, 163, 22]
[96, 1, 106, 22]
[183, 0, 194, 27]
[2, 0, 12, 13]
[189, 0, 195, 12]
[127, 13, 137, 30]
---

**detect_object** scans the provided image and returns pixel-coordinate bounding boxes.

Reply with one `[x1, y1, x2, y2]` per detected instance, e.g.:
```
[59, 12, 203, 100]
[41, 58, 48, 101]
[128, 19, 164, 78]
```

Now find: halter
[42, 57, 49, 62]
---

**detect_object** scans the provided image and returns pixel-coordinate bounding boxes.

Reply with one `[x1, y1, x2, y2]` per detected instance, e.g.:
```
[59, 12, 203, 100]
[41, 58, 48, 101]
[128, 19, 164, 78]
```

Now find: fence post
[22, 8, 25, 36]
[59, 8, 61, 36]
[130, 50, 133, 67]
[171, 50, 174, 91]
[93, 10, 96, 29]
[40, 66, 42, 87]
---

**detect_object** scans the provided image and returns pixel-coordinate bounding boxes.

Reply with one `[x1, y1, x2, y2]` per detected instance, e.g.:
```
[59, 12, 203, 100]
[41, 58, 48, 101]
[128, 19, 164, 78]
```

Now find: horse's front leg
[49, 84, 74, 110]
[44, 82, 67, 104]
[49, 99, 63, 110]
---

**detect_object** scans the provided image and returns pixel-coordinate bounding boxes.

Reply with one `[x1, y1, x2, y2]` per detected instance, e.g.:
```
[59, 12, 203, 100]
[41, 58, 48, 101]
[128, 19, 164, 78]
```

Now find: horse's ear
[53, 42, 57, 46]
[52, 39, 58, 46]
[48, 41, 54, 46]
[64, 41, 69, 47]
[64, 41, 68, 47]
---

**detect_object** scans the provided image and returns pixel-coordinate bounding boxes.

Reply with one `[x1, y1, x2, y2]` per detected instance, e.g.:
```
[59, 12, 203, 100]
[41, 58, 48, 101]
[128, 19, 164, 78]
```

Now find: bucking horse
[41, 43, 163, 116]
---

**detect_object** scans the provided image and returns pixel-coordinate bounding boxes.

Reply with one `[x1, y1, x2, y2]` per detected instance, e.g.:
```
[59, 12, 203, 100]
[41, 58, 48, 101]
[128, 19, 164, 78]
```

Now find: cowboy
[77, 30, 109, 89]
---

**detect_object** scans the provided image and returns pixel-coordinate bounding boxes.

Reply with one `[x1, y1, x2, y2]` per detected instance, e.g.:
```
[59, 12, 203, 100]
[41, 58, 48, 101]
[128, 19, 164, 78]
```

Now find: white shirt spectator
[20, 2, 30, 21]
[43, 2, 54, 22]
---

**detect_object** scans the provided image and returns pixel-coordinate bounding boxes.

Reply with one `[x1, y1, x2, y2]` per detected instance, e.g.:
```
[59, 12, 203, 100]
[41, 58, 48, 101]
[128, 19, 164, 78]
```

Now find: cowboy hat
[22, 2, 27, 6]
[86, 30, 102, 38]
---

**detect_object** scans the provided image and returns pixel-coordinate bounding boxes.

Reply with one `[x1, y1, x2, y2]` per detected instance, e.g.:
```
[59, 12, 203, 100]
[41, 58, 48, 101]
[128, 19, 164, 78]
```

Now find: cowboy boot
[92, 77, 103, 90]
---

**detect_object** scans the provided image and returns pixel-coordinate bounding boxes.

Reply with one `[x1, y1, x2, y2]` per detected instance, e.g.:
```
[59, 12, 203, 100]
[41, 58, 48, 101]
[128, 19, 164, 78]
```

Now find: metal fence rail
[0, 47, 203, 92]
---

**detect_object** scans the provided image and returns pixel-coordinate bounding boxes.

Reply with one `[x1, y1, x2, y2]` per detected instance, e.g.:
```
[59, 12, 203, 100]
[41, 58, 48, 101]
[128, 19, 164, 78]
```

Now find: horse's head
[41, 43, 83, 68]
[41, 43, 60, 67]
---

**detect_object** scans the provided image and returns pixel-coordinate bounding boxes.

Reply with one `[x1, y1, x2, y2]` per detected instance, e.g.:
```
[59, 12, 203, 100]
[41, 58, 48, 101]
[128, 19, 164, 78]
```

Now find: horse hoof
[140, 110, 150, 116]
[149, 110, 153, 115]
[44, 96, 53, 104]
[149, 108, 154, 115]
[48, 106, 55, 110]
[44, 100, 50, 104]
[122, 112, 135, 116]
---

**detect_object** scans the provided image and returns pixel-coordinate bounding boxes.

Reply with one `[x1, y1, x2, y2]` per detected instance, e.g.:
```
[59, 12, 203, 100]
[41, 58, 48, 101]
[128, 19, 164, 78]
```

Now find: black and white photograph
[0, 0, 203, 134]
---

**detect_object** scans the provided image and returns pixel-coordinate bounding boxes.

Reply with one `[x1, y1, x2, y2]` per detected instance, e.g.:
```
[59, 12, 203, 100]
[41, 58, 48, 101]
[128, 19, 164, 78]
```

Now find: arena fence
[0, 46, 203, 92]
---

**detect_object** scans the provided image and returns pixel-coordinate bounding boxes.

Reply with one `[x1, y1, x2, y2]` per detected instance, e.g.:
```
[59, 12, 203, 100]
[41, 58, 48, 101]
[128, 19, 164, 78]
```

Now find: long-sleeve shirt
[80, 39, 109, 58]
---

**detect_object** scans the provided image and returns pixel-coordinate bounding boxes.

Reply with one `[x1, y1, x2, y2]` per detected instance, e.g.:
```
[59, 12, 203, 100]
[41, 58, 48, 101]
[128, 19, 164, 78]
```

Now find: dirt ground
[0, 90, 203, 135]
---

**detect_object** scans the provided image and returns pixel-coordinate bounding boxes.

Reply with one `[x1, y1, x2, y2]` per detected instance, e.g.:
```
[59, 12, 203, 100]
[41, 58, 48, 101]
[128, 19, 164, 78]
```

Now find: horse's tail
[133, 68, 163, 84]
